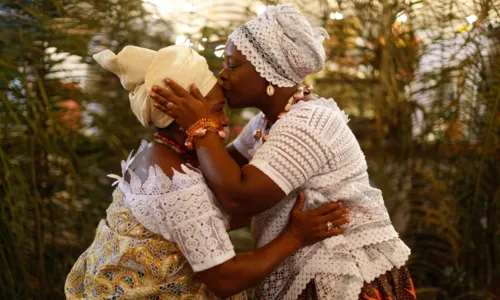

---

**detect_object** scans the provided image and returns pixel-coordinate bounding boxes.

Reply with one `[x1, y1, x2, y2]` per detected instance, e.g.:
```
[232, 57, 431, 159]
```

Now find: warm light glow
[256, 4, 266, 16]
[466, 14, 478, 24]
[201, 37, 208, 42]
[148, 0, 173, 13]
[175, 35, 191, 47]
[329, 12, 344, 20]
[214, 45, 225, 57]
[396, 12, 408, 23]
[175, 35, 186, 45]
[184, 2, 195, 12]
[198, 44, 205, 51]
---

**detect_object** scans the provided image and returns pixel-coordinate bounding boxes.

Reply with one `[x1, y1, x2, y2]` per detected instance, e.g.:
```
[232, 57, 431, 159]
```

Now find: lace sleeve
[167, 184, 236, 272]
[231, 112, 264, 159]
[249, 104, 353, 194]
[122, 165, 236, 272]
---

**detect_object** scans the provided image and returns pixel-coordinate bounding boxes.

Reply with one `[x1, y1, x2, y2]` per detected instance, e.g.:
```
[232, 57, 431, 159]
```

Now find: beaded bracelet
[185, 125, 226, 150]
[186, 118, 216, 135]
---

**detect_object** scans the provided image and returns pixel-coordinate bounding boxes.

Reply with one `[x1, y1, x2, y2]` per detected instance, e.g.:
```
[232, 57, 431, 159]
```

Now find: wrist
[282, 230, 302, 250]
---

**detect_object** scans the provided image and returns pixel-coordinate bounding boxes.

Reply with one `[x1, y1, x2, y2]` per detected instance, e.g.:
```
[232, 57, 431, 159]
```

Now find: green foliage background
[0, 0, 498, 299]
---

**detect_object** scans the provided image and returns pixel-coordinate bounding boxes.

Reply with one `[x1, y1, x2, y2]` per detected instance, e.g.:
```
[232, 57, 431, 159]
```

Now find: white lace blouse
[109, 141, 236, 273]
[232, 98, 411, 300]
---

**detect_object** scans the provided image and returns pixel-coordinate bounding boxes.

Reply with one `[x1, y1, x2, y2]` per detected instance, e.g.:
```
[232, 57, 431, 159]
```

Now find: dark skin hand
[141, 84, 349, 298]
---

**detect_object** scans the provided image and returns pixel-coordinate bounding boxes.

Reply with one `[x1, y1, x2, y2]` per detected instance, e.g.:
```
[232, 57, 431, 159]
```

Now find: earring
[266, 84, 275, 96]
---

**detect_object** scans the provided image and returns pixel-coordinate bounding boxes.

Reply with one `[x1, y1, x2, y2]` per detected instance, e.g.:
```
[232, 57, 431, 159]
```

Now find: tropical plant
[0, 0, 498, 299]
[0, 0, 172, 298]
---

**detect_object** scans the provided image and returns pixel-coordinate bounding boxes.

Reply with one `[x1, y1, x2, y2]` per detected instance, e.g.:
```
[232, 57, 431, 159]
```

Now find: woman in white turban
[64, 44, 348, 299]
[152, 3, 415, 300]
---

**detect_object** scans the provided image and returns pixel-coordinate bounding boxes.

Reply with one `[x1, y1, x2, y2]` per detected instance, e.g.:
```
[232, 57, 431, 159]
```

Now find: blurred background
[0, 0, 499, 299]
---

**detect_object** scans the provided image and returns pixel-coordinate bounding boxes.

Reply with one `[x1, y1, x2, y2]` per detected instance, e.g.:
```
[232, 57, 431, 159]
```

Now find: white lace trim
[230, 26, 296, 87]
[293, 98, 350, 124]
[228, 4, 329, 88]
[107, 141, 235, 272]
[284, 239, 411, 300]
[244, 100, 410, 299]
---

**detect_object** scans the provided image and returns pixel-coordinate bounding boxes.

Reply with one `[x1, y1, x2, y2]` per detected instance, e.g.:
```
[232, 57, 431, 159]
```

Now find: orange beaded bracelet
[184, 119, 226, 150]
[186, 118, 216, 135]
[187, 121, 218, 137]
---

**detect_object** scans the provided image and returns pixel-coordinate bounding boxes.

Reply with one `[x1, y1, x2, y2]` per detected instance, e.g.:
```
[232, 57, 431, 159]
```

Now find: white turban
[93, 45, 217, 128]
[229, 3, 329, 87]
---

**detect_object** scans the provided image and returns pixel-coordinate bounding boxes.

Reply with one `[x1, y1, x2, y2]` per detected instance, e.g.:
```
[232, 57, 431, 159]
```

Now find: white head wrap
[228, 3, 329, 87]
[93, 45, 217, 128]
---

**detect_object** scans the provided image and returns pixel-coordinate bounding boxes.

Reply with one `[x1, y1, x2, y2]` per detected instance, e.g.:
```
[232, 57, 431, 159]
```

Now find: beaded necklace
[153, 132, 200, 167]
[254, 85, 313, 143]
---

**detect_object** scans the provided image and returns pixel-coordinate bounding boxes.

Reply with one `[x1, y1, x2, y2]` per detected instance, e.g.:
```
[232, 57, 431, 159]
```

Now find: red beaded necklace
[153, 132, 200, 167]
[254, 85, 313, 143]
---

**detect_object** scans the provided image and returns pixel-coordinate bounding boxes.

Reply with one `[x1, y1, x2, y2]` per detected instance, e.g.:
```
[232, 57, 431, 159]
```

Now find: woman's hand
[150, 79, 210, 129]
[196, 193, 348, 298]
[285, 192, 349, 248]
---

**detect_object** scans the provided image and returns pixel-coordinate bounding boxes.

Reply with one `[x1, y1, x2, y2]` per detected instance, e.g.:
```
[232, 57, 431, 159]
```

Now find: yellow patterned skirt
[65, 188, 243, 299]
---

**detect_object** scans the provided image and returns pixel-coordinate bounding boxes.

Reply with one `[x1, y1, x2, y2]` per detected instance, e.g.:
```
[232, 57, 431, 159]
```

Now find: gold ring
[327, 221, 333, 231]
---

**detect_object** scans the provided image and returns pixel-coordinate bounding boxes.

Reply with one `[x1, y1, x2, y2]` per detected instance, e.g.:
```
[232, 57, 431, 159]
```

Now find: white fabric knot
[229, 3, 329, 87]
[93, 45, 217, 128]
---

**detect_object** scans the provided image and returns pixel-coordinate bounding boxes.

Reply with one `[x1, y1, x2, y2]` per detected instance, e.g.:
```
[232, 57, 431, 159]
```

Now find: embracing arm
[195, 193, 347, 298]
[151, 81, 333, 216]
[198, 223, 300, 297]
[226, 144, 248, 168]
[228, 213, 252, 230]
[195, 133, 285, 215]
[151, 83, 286, 215]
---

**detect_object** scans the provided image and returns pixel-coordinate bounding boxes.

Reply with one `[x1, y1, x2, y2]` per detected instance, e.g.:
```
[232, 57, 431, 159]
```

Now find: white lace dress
[232, 98, 411, 300]
[115, 141, 237, 273]
[66, 140, 246, 299]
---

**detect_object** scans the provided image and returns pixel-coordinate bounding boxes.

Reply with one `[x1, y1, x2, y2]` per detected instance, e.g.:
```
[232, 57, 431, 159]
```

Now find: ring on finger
[167, 102, 175, 109]
[327, 221, 333, 231]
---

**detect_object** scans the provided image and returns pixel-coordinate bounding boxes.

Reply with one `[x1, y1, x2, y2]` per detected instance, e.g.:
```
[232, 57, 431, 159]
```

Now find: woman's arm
[152, 82, 292, 216]
[196, 193, 349, 298]
[195, 133, 285, 215]
[228, 213, 252, 231]
[226, 144, 248, 168]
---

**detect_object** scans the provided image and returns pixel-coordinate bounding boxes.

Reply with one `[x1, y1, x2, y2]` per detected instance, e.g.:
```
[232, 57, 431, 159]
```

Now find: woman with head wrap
[64, 45, 348, 299]
[152, 3, 415, 300]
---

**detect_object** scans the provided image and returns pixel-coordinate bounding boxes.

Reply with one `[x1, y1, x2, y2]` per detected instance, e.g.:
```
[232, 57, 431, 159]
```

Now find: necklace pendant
[254, 129, 262, 140]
